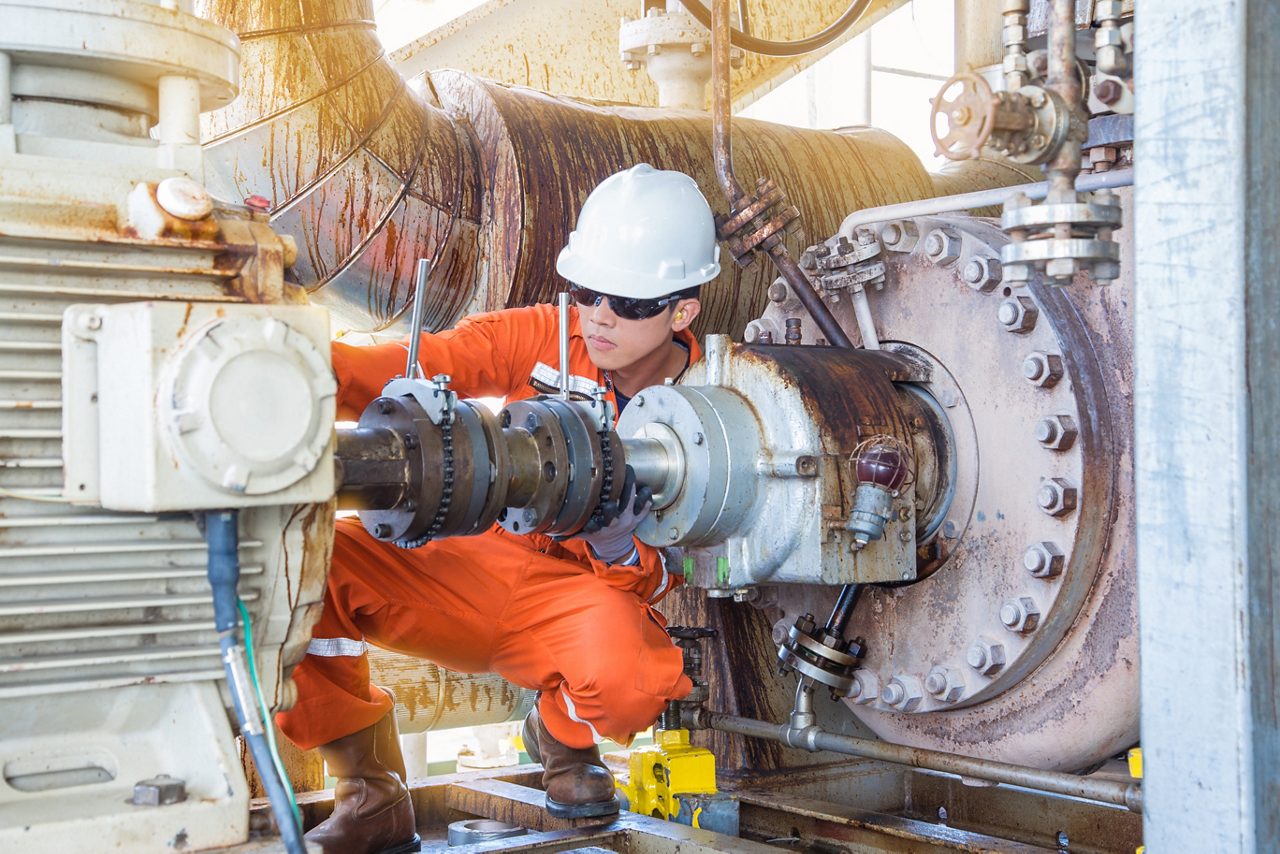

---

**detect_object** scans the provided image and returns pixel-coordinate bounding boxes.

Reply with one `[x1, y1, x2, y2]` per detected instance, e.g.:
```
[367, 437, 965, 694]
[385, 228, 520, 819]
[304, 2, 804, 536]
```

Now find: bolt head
[373, 523, 392, 538]
[851, 670, 880, 704]
[924, 229, 961, 265]
[131, 775, 187, 807]
[1024, 541, 1065, 578]
[997, 296, 1038, 333]
[885, 675, 923, 711]
[1037, 477, 1078, 516]
[880, 220, 919, 253]
[999, 596, 1041, 633]
[1036, 414, 1078, 450]
[768, 280, 789, 302]
[1096, 78, 1124, 105]
[962, 256, 1002, 292]
[1046, 256, 1078, 282]
[1022, 352, 1064, 387]
[925, 666, 965, 702]
[966, 638, 1006, 676]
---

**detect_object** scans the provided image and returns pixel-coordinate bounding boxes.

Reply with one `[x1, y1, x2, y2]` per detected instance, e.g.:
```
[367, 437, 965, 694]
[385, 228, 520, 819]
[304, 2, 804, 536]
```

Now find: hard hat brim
[556, 247, 720, 299]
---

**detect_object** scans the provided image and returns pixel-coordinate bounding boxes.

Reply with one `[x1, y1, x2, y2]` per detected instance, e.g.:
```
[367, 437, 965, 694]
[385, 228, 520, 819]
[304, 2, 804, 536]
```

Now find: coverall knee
[277, 519, 691, 752]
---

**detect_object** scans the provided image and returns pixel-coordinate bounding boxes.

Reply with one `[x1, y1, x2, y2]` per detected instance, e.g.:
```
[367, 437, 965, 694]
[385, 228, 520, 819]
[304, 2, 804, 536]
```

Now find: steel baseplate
[233, 758, 1142, 852]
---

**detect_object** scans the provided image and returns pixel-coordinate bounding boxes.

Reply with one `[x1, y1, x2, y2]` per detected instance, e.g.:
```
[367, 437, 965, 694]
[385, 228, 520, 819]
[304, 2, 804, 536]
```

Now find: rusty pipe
[700, 710, 1144, 812]
[1045, 0, 1084, 204]
[710, 0, 854, 349]
[711, 0, 743, 201]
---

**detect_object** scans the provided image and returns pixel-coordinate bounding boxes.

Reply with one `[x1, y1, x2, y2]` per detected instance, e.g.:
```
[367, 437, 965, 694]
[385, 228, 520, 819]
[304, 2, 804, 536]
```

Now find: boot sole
[378, 834, 422, 854]
[545, 794, 621, 820]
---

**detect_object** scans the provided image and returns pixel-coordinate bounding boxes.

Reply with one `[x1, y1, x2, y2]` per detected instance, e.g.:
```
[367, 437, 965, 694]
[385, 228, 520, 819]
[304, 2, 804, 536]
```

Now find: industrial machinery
[10, 0, 1268, 851]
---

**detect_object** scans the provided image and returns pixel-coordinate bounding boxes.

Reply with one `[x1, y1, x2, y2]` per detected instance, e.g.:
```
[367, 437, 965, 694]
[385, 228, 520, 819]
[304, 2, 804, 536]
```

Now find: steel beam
[1135, 1, 1280, 849]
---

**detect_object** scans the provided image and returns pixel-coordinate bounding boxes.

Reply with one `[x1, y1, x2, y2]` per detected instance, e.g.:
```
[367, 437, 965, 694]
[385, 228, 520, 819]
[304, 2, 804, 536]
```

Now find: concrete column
[1136, 1, 1280, 849]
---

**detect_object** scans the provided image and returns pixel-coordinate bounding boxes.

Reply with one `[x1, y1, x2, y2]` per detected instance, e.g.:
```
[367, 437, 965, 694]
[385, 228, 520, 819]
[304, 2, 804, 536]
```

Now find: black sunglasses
[569, 284, 682, 321]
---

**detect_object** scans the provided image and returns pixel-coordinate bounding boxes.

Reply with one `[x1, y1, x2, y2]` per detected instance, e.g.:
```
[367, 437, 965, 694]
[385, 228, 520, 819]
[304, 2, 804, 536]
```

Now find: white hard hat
[556, 163, 721, 299]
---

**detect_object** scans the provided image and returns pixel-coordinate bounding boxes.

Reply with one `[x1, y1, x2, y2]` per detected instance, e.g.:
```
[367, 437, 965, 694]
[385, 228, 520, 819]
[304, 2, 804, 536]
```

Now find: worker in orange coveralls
[277, 163, 723, 854]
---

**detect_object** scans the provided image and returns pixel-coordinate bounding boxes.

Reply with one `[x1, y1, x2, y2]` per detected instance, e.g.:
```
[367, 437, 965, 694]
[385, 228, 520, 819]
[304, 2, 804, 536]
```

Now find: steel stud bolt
[924, 229, 961, 266]
[1037, 478, 1078, 516]
[882, 675, 924, 710]
[999, 597, 1041, 633]
[1024, 541, 1065, 578]
[925, 666, 966, 702]
[1035, 414, 1077, 450]
[966, 638, 1006, 675]
[1022, 352, 1064, 387]
[850, 670, 880, 704]
[998, 296, 1038, 333]
[962, 256, 1002, 292]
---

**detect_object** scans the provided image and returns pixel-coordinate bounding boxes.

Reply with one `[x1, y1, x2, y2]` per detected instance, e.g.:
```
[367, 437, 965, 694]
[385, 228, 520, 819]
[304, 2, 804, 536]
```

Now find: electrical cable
[205, 510, 306, 854]
[682, 0, 874, 57]
[238, 598, 301, 826]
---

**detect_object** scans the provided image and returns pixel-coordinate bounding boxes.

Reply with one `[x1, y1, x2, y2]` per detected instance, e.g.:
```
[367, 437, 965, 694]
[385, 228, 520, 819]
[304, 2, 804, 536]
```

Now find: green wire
[238, 598, 302, 827]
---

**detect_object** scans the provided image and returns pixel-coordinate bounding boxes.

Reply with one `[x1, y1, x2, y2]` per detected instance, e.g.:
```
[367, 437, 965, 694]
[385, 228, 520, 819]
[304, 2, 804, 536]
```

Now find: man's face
[579, 295, 701, 371]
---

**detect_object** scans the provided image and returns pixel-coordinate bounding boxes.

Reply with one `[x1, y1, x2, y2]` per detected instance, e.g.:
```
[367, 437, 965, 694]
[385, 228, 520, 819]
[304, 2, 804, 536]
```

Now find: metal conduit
[710, 0, 855, 349]
[837, 167, 1135, 237]
[700, 710, 1144, 813]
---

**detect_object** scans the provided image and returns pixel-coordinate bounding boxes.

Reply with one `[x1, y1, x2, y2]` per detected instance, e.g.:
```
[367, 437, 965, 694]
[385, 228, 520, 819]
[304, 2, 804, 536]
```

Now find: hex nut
[961, 256, 1002, 292]
[923, 229, 961, 266]
[132, 775, 187, 807]
[966, 637, 1006, 676]
[1035, 414, 1078, 450]
[850, 669, 881, 704]
[998, 296, 1038, 333]
[883, 675, 924, 711]
[1037, 477, 1078, 517]
[1023, 541, 1065, 578]
[1046, 256, 1078, 282]
[999, 597, 1042, 633]
[925, 666, 966, 703]
[1022, 352, 1064, 387]
[880, 220, 919, 253]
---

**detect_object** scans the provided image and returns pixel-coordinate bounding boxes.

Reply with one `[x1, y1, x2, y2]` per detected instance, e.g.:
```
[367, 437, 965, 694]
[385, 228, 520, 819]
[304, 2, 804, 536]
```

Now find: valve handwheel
[930, 72, 997, 161]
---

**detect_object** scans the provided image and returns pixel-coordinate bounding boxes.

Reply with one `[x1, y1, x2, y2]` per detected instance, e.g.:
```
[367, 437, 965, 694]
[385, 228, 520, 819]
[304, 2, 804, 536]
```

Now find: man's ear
[671, 298, 701, 331]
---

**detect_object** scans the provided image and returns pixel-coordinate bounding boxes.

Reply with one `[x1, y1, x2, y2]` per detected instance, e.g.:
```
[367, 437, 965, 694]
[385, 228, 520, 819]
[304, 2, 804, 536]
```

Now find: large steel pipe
[197, 0, 935, 337]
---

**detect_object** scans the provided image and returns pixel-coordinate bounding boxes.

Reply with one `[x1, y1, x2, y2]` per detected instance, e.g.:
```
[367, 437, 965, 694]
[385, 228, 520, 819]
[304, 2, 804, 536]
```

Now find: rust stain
[199, 0, 932, 336]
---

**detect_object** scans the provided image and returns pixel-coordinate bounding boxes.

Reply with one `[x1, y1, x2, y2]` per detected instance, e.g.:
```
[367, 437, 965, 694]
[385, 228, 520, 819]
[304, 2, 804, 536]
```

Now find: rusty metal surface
[431, 69, 933, 339]
[198, 0, 934, 336]
[755, 190, 1136, 771]
[904, 770, 1143, 853]
[738, 789, 1052, 852]
[197, 0, 485, 332]
[366, 646, 535, 736]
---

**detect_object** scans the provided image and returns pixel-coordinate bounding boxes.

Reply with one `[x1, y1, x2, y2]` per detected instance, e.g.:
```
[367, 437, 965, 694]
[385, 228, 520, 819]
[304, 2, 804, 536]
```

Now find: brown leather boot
[522, 706, 620, 819]
[306, 693, 420, 854]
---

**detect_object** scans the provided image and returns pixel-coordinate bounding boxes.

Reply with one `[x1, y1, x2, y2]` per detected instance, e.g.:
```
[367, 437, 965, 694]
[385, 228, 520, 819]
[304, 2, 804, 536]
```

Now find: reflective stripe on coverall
[277, 304, 696, 751]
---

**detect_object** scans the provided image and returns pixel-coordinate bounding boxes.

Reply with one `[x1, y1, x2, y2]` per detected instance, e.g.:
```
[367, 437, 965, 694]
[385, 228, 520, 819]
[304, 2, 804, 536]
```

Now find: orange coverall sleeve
[331, 306, 554, 420]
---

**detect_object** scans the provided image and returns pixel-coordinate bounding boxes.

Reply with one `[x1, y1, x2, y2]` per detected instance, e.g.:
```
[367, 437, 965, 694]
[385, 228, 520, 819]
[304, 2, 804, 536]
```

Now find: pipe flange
[499, 399, 572, 537]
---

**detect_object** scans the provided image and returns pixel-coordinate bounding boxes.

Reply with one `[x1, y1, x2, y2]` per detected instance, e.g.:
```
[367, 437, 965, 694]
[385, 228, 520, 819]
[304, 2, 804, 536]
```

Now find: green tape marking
[716, 556, 730, 586]
[683, 556, 695, 584]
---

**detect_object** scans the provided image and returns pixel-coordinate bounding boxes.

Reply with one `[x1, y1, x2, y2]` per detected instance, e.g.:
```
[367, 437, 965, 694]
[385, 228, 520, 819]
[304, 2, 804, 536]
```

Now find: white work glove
[580, 465, 652, 564]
